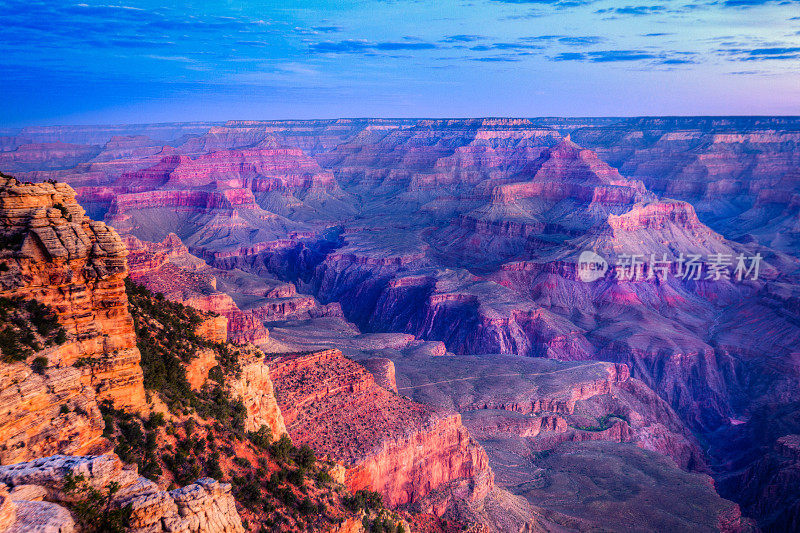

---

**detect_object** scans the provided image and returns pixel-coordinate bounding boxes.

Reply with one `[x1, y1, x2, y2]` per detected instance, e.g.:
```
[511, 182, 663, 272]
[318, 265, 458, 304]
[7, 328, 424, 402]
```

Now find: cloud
[746, 46, 800, 55]
[595, 5, 665, 16]
[723, 0, 800, 7]
[658, 58, 696, 64]
[490, 0, 594, 4]
[490, 0, 597, 9]
[722, 45, 800, 61]
[551, 49, 660, 61]
[470, 55, 522, 61]
[551, 52, 585, 60]
[441, 34, 485, 43]
[557, 36, 603, 45]
[470, 42, 542, 51]
[309, 39, 438, 53]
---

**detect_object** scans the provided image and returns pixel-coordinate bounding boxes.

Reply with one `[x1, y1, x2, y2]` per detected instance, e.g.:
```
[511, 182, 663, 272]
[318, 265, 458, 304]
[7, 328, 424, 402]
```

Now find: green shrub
[248, 425, 272, 449]
[234, 456, 252, 469]
[271, 434, 294, 462]
[0, 297, 65, 361]
[62, 473, 133, 533]
[316, 470, 333, 484]
[344, 490, 384, 513]
[295, 444, 316, 469]
[31, 356, 48, 374]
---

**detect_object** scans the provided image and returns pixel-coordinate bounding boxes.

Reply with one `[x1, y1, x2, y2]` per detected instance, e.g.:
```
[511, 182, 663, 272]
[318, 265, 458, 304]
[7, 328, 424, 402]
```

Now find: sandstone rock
[8, 484, 48, 502]
[269, 349, 493, 508]
[227, 353, 287, 436]
[0, 484, 16, 530]
[185, 349, 218, 391]
[0, 177, 146, 413]
[359, 358, 397, 393]
[0, 360, 109, 465]
[2, 499, 75, 533]
[0, 454, 245, 533]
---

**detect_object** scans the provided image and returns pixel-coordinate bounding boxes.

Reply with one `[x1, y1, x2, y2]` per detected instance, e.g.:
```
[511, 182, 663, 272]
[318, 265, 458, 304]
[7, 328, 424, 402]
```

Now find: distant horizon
[5, 114, 800, 130]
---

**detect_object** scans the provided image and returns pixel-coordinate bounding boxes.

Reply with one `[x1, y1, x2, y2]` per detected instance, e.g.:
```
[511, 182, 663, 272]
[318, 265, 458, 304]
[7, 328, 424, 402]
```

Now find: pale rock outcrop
[228, 353, 287, 436]
[0, 455, 244, 533]
[359, 358, 398, 393]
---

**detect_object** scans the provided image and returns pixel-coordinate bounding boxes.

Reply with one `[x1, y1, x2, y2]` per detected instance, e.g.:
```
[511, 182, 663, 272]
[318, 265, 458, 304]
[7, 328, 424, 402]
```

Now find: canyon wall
[0, 176, 146, 411]
[268, 349, 494, 509]
[0, 177, 148, 464]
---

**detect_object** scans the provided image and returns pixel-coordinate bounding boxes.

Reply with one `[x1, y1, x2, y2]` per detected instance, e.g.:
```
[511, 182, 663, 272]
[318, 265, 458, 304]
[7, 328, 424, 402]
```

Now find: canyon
[1, 116, 799, 531]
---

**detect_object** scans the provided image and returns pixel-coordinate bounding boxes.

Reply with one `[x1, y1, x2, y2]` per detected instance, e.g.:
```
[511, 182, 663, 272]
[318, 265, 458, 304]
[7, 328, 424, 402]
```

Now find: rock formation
[0, 176, 146, 411]
[229, 351, 287, 435]
[0, 176, 147, 464]
[269, 349, 493, 509]
[0, 454, 244, 533]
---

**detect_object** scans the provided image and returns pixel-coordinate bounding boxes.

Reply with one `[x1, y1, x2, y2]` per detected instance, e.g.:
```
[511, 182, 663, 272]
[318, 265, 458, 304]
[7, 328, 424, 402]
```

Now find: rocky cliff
[0, 454, 244, 533]
[0, 176, 257, 533]
[269, 349, 494, 510]
[0, 175, 146, 411]
[0, 176, 147, 465]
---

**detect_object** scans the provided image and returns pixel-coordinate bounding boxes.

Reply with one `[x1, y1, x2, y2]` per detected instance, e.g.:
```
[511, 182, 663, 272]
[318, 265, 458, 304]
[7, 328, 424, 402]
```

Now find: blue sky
[1, 0, 799, 125]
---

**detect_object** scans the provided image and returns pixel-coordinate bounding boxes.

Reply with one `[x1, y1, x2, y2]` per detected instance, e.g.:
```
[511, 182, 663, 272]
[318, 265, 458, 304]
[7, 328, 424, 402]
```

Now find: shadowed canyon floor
[3, 117, 800, 531]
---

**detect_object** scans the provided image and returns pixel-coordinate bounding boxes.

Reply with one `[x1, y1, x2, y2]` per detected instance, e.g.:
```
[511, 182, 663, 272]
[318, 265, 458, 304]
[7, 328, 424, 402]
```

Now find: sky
[1, 0, 799, 126]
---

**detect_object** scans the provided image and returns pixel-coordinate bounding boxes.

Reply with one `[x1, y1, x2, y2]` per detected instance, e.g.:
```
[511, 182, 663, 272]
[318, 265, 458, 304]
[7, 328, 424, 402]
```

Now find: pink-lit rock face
[570, 117, 800, 252]
[8, 116, 800, 531]
[268, 349, 493, 510]
[389, 354, 754, 531]
[0, 142, 102, 172]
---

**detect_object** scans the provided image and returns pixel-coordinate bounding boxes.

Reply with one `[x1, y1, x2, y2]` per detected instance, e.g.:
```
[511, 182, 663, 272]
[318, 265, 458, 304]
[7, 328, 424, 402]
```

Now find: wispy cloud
[720, 44, 800, 61]
[595, 5, 666, 16]
[551, 49, 660, 62]
[441, 34, 486, 43]
[309, 39, 438, 54]
[722, 0, 800, 7]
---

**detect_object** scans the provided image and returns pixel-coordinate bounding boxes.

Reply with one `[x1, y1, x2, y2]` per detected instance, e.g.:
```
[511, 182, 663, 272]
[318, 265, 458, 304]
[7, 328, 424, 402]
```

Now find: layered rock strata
[0, 176, 145, 411]
[268, 349, 493, 509]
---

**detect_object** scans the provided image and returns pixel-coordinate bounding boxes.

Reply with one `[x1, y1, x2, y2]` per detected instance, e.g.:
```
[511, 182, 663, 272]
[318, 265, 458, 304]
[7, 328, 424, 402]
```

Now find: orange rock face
[185, 348, 219, 390]
[0, 176, 146, 463]
[228, 352, 287, 436]
[344, 413, 493, 507]
[0, 357, 110, 464]
[0, 177, 146, 411]
[269, 349, 493, 508]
